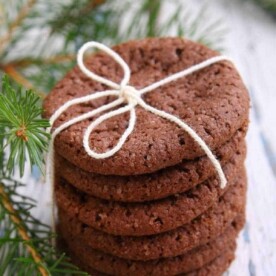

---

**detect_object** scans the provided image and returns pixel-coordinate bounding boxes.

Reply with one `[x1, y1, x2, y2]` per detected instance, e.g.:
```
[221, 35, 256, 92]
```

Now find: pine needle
[0, 76, 50, 176]
[1, 64, 46, 98]
[0, 180, 88, 275]
[0, 182, 49, 276]
[0, 0, 226, 93]
[0, 0, 37, 55]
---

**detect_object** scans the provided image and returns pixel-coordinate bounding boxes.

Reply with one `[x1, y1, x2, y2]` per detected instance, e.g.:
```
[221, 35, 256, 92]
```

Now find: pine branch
[0, 76, 50, 176]
[0, 182, 48, 276]
[0, 0, 37, 55]
[5, 55, 75, 68]
[0, 179, 88, 275]
[0, 0, 225, 93]
[1, 64, 46, 98]
[0, 76, 88, 275]
[49, 0, 106, 34]
[144, 0, 162, 37]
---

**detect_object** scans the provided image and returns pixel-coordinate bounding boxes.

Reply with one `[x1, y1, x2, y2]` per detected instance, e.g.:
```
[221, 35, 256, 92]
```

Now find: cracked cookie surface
[59, 223, 238, 276]
[43, 37, 249, 175]
[59, 232, 237, 276]
[55, 125, 246, 202]
[55, 153, 245, 236]
[57, 172, 246, 260]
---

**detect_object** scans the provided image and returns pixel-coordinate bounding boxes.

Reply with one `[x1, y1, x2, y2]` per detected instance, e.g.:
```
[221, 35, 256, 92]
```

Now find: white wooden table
[22, 0, 276, 275]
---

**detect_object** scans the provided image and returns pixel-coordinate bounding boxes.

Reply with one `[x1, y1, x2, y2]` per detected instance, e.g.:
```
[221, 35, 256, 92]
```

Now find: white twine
[46, 41, 232, 235]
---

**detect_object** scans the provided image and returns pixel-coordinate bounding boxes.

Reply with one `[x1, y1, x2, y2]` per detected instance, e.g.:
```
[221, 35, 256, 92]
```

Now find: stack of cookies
[43, 38, 250, 276]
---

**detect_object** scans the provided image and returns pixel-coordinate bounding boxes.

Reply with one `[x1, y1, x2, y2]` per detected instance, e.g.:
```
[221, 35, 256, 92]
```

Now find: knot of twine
[46, 41, 233, 234]
[119, 85, 140, 105]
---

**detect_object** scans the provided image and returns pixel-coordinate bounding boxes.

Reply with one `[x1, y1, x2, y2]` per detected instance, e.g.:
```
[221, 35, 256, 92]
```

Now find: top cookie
[43, 37, 249, 175]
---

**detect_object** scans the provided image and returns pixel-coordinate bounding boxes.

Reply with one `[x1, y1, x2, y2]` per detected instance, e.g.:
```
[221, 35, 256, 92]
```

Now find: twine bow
[46, 41, 233, 233]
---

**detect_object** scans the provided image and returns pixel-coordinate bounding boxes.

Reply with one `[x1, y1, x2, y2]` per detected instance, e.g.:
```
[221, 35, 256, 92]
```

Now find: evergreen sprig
[0, 179, 88, 276]
[0, 0, 225, 93]
[0, 76, 50, 176]
[0, 77, 87, 275]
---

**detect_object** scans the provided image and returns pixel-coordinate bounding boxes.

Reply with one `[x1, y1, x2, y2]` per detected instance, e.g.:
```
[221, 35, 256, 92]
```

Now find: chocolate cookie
[61, 242, 236, 276]
[184, 248, 235, 276]
[43, 37, 250, 175]
[55, 125, 246, 202]
[55, 157, 244, 236]
[57, 175, 246, 260]
[59, 221, 238, 276]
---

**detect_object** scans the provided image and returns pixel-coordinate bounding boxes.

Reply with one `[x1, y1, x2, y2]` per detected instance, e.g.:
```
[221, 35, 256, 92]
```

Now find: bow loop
[83, 104, 136, 159]
[77, 41, 131, 90]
